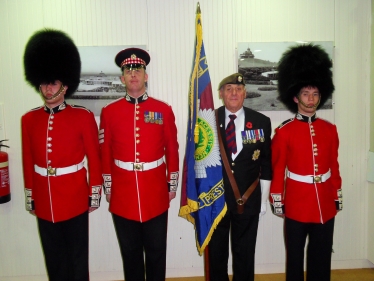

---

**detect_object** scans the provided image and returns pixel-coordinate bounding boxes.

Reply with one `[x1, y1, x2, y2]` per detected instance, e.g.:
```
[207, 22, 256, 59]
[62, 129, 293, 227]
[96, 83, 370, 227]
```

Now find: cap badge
[238, 76, 243, 82]
[131, 54, 137, 59]
[252, 149, 261, 161]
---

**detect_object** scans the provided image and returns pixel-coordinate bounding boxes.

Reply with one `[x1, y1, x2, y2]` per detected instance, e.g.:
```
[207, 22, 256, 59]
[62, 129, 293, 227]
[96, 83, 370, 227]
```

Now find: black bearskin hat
[277, 44, 334, 113]
[23, 29, 81, 97]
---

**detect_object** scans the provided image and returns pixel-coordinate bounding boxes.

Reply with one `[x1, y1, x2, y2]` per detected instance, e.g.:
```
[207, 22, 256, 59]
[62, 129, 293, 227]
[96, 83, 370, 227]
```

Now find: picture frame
[237, 41, 334, 111]
[66, 45, 147, 116]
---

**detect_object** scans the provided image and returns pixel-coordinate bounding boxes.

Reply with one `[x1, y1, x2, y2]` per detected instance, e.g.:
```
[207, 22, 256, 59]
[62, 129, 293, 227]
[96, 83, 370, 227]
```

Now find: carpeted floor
[164, 268, 374, 281]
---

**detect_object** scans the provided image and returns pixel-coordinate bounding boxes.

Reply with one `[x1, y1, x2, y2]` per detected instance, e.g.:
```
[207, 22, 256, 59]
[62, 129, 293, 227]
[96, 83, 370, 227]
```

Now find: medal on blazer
[243, 129, 265, 143]
[259, 129, 265, 142]
[255, 130, 260, 142]
[242, 130, 254, 144]
[250, 130, 256, 143]
[241, 131, 248, 144]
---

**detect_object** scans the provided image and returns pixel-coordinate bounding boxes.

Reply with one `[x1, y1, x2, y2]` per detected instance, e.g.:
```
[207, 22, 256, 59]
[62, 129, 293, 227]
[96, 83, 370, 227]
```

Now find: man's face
[120, 67, 148, 97]
[219, 84, 246, 113]
[293, 86, 320, 116]
[39, 80, 67, 108]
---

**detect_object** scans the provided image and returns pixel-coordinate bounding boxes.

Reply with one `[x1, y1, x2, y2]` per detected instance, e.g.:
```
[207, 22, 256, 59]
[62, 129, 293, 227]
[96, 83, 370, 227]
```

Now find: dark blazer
[217, 106, 272, 214]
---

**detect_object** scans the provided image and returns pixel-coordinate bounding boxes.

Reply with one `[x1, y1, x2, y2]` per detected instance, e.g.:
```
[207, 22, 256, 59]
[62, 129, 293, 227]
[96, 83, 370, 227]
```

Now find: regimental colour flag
[179, 3, 227, 256]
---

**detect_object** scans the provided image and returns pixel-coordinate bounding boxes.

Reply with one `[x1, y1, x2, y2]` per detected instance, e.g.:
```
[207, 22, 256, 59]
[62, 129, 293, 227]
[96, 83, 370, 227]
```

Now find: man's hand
[259, 179, 271, 220]
[259, 202, 267, 220]
[169, 192, 176, 202]
[29, 210, 36, 216]
[106, 194, 111, 203]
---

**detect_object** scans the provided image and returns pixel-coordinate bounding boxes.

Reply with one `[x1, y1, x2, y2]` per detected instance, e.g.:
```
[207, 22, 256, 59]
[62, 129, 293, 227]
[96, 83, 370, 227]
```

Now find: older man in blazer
[208, 73, 272, 281]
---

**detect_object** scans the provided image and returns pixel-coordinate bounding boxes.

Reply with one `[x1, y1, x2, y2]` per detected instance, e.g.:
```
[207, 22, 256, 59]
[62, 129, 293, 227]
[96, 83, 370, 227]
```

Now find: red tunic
[22, 102, 102, 223]
[269, 113, 342, 223]
[99, 93, 179, 222]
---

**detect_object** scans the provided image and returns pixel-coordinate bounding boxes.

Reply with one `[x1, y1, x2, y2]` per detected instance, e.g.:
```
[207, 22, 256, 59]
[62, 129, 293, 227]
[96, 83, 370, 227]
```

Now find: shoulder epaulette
[151, 96, 170, 106]
[318, 117, 334, 125]
[70, 104, 91, 113]
[30, 106, 43, 111]
[103, 97, 124, 108]
[26, 106, 43, 113]
[22, 106, 43, 117]
[277, 118, 294, 129]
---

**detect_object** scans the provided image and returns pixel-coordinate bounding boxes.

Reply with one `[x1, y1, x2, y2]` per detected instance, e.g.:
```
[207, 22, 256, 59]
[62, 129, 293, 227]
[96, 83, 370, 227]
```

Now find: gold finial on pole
[196, 2, 201, 14]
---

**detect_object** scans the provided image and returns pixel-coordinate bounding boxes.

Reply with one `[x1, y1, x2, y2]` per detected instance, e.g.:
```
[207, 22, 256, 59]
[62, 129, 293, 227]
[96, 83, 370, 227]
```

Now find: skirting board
[1, 259, 373, 281]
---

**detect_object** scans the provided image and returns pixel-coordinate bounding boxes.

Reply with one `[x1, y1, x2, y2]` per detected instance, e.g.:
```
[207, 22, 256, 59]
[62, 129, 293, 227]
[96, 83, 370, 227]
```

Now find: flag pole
[180, 2, 225, 279]
[204, 245, 210, 281]
[196, 2, 210, 280]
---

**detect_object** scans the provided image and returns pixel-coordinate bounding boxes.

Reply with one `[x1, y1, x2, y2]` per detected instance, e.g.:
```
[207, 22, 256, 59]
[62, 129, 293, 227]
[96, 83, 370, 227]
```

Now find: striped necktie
[226, 114, 237, 154]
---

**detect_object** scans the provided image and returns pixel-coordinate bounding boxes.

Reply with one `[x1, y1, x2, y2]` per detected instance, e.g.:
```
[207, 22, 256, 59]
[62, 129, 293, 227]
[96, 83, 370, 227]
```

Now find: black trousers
[37, 211, 89, 281]
[208, 209, 259, 281]
[112, 211, 168, 281]
[285, 217, 335, 281]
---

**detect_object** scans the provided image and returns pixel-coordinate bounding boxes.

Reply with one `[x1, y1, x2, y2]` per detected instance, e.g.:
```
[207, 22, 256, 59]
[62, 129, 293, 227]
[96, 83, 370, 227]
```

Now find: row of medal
[241, 129, 265, 144]
[144, 111, 163, 124]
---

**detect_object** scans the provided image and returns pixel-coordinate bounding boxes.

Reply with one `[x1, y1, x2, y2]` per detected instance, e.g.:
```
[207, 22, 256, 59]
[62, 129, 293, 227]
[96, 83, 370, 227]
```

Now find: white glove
[259, 179, 271, 219]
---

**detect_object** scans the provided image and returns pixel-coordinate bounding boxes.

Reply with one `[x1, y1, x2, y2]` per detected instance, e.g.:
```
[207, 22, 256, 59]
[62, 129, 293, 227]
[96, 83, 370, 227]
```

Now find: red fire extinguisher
[0, 139, 10, 204]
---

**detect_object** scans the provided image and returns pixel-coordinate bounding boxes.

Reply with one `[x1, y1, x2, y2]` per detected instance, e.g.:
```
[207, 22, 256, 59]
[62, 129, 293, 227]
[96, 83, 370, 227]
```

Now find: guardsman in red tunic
[99, 48, 179, 281]
[22, 29, 102, 281]
[270, 44, 342, 281]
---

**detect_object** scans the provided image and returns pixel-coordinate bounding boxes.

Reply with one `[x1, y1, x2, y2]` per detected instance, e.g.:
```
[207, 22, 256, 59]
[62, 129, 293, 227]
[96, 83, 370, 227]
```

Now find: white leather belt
[114, 157, 164, 172]
[34, 160, 85, 177]
[287, 169, 331, 184]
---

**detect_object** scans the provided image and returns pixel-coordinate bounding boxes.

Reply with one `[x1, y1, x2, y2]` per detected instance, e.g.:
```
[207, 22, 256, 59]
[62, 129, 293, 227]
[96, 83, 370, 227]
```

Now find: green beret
[218, 73, 245, 90]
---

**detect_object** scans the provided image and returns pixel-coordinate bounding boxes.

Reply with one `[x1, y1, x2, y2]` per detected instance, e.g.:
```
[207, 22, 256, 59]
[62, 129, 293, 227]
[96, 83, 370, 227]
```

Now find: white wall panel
[334, 0, 371, 262]
[0, 0, 372, 279]
[368, 0, 374, 264]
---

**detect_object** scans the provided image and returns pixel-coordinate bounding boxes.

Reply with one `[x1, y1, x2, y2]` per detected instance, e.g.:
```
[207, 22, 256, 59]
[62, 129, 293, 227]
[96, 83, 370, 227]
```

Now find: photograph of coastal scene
[237, 41, 334, 112]
[66, 45, 147, 116]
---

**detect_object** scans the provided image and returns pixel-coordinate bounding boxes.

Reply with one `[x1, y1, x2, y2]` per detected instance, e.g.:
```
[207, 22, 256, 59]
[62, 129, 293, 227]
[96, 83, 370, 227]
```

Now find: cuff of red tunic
[270, 193, 284, 215]
[168, 171, 179, 192]
[102, 174, 112, 194]
[25, 188, 34, 211]
[90, 185, 102, 207]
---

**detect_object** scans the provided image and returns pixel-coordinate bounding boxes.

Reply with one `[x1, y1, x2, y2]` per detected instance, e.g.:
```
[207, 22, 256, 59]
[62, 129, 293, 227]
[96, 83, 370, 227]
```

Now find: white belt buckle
[133, 163, 144, 171]
[313, 175, 322, 183]
[47, 167, 56, 176]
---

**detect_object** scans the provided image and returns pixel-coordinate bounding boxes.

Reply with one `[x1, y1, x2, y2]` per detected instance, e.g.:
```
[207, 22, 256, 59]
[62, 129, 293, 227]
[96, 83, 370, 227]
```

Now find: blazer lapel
[218, 107, 232, 161]
[235, 108, 251, 160]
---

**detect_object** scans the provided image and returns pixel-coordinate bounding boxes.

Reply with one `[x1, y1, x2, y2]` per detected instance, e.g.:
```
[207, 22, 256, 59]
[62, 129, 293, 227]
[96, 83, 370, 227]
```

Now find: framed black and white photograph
[66, 45, 147, 116]
[237, 41, 334, 112]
